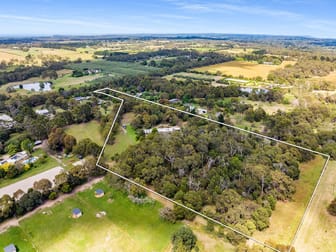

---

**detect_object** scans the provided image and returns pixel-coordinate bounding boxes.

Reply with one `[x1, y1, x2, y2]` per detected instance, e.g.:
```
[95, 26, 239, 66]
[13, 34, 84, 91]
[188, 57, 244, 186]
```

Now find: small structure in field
[3, 244, 16, 252]
[72, 208, 82, 219]
[96, 211, 106, 218]
[95, 189, 105, 198]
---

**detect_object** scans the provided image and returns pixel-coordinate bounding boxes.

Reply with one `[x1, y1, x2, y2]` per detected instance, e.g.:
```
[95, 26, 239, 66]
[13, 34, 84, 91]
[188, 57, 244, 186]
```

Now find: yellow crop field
[194, 60, 296, 79]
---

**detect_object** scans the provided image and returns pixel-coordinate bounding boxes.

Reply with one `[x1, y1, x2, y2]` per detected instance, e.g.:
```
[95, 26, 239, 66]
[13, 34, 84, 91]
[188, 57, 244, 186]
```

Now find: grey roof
[4, 244, 16, 252]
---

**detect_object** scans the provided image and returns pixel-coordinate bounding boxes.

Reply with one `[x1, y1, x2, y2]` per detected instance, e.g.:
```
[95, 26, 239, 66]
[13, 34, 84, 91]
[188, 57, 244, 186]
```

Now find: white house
[35, 109, 50, 116]
[144, 126, 181, 134]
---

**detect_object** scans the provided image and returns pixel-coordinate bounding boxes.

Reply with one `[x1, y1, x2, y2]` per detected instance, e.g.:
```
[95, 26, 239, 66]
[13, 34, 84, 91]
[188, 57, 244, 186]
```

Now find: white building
[144, 126, 181, 134]
[196, 108, 207, 115]
[35, 109, 50, 116]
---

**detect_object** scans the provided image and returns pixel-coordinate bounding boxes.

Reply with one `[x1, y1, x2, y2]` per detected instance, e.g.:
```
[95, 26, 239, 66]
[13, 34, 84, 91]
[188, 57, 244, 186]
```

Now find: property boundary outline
[94, 87, 330, 252]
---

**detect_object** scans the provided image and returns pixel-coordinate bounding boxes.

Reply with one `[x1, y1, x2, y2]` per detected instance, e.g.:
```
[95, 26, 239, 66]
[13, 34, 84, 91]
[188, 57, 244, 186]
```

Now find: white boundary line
[94, 87, 330, 252]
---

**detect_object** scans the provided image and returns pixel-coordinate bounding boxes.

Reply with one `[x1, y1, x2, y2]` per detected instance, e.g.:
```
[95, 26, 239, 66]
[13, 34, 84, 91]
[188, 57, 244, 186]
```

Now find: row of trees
[0, 156, 105, 222]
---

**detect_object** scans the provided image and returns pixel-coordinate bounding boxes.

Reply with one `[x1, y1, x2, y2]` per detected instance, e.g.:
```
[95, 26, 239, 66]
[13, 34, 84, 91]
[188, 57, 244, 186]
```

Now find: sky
[1, 0, 336, 38]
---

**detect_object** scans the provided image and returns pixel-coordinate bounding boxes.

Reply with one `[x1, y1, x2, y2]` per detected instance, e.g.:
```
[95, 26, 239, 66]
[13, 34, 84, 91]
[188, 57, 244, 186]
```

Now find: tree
[0, 194, 15, 221]
[63, 135, 77, 154]
[171, 226, 197, 252]
[21, 139, 34, 155]
[33, 179, 52, 194]
[327, 198, 336, 216]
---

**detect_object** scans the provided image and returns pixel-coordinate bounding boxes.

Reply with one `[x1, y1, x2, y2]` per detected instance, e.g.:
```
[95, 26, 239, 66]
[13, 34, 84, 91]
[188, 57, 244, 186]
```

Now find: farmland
[67, 60, 159, 77]
[194, 60, 296, 79]
[0, 47, 94, 65]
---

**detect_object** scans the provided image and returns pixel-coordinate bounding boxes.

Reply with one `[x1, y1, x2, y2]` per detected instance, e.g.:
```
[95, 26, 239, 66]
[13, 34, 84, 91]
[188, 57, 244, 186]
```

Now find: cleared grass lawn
[0, 149, 59, 188]
[104, 125, 137, 158]
[253, 156, 326, 246]
[1, 181, 181, 252]
[194, 60, 296, 79]
[65, 121, 137, 158]
[53, 73, 103, 89]
[65, 121, 105, 146]
[0, 226, 35, 251]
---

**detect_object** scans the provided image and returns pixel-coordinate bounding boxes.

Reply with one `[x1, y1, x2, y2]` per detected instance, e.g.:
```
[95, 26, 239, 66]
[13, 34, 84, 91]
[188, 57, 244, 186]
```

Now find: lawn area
[0, 149, 59, 188]
[65, 121, 105, 146]
[52, 73, 103, 89]
[194, 60, 296, 79]
[0, 226, 35, 251]
[67, 60, 159, 77]
[104, 125, 137, 158]
[0, 181, 181, 252]
[253, 156, 326, 246]
[65, 120, 137, 159]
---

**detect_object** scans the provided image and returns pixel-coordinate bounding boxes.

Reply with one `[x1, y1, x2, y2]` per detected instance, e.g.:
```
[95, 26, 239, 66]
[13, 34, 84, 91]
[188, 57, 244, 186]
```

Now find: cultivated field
[194, 60, 296, 79]
[67, 60, 159, 77]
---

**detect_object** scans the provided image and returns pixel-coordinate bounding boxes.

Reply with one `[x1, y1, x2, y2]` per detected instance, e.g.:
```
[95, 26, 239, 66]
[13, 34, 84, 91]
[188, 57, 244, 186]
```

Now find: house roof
[72, 208, 82, 215]
[4, 244, 16, 252]
[95, 189, 104, 195]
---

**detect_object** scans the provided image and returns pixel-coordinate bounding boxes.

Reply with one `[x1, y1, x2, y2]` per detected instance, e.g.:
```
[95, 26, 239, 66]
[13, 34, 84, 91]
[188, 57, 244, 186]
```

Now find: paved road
[0, 166, 64, 197]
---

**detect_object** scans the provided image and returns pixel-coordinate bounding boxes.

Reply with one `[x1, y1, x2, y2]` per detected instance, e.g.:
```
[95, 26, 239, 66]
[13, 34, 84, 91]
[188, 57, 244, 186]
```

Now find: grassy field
[253, 156, 326, 246]
[52, 73, 103, 89]
[0, 181, 181, 252]
[65, 121, 105, 146]
[104, 125, 137, 158]
[0, 149, 59, 188]
[194, 60, 296, 79]
[293, 161, 336, 252]
[67, 60, 159, 77]
[65, 120, 137, 158]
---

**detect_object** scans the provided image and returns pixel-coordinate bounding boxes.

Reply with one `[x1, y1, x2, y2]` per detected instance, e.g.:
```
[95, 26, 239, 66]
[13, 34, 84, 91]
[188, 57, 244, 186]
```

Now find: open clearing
[293, 160, 336, 252]
[194, 60, 296, 79]
[0, 181, 181, 252]
[53, 73, 103, 89]
[65, 120, 137, 158]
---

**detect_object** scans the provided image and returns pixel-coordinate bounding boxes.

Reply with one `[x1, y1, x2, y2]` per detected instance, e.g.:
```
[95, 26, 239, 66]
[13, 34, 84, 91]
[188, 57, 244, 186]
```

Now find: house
[95, 189, 105, 198]
[3, 244, 16, 252]
[144, 126, 181, 134]
[74, 96, 90, 102]
[35, 109, 50, 116]
[72, 208, 82, 218]
[6, 151, 28, 164]
[196, 108, 207, 115]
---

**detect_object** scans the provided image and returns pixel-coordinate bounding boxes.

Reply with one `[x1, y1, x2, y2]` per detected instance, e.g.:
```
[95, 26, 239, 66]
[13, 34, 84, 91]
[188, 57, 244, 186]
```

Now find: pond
[14, 82, 52, 92]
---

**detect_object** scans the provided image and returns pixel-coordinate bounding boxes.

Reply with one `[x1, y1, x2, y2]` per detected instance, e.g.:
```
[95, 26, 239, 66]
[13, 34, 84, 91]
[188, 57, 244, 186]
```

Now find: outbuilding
[95, 189, 105, 198]
[3, 244, 16, 252]
[72, 208, 82, 218]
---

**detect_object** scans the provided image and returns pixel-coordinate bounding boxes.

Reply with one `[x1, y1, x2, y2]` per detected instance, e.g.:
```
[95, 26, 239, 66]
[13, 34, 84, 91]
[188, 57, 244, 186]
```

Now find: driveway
[0, 166, 64, 197]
